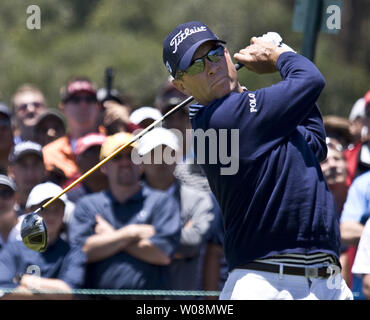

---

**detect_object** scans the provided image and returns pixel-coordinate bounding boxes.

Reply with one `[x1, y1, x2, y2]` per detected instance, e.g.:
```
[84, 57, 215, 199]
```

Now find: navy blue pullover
[190, 52, 341, 271]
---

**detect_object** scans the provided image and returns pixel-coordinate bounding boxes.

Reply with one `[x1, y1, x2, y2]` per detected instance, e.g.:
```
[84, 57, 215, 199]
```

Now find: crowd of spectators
[0, 75, 369, 299]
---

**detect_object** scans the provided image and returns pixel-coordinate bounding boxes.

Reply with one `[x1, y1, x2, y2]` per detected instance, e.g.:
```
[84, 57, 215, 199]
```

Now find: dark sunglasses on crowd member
[0, 187, 15, 199]
[175, 45, 225, 79]
[112, 151, 133, 162]
[17, 101, 44, 112]
[65, 95, 97, 104]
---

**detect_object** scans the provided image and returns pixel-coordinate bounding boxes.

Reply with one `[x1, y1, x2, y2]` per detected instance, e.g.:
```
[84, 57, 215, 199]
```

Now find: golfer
[162, 21, 353, 300]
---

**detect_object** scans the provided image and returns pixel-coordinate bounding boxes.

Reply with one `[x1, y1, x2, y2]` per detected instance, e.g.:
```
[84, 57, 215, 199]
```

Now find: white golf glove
[257, 32, 296, 53]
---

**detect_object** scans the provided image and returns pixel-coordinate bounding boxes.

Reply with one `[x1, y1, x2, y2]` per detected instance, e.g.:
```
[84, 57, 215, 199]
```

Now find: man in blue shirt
[69, 132, 181, 295]
[162, 21, 353, 300]
[0, 182, 85, 300]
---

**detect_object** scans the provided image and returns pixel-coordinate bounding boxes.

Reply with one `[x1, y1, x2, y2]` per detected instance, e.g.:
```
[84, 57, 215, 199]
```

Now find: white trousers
[219, 268, 353, 300]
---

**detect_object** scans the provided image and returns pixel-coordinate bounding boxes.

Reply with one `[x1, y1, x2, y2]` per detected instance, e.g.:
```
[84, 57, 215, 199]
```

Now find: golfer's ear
[172, 78, 190, 97]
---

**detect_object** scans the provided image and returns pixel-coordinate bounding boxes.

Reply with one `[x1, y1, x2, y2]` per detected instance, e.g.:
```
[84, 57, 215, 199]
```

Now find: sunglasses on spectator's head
[65, 95, 97, 104]
[0, 188, 15, 199]
[175, 45, 225, 79]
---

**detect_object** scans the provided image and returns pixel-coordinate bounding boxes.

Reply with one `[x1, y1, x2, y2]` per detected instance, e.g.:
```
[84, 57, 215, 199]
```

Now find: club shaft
[39, 62, 244, 210]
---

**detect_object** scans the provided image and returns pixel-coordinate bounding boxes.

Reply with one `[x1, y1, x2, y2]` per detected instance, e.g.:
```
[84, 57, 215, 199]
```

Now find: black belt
[238, 262, 335, 278]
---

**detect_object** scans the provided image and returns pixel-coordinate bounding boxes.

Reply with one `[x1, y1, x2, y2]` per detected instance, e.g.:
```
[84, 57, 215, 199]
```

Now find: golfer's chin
[212, 80, 237, 100]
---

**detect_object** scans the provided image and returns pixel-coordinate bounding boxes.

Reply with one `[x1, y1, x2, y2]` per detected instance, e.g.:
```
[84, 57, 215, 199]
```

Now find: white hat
[26, 182, 68, 209]
[137, 127, 179, 156]
[349, 98, 365, 121]
[129, 106, 162, 125]
[0, 174, 16, 191]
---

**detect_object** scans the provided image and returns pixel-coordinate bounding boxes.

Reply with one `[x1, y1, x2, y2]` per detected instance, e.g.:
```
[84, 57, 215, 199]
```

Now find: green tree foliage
[0, 0, 368, 117]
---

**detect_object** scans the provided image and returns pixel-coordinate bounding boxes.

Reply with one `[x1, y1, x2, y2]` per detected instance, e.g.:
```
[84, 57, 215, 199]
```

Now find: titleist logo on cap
[170, 26, 207, 53]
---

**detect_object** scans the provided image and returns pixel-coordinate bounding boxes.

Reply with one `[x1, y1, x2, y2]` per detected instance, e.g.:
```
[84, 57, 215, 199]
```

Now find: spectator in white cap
[348, 97, 367, 144]
[137, 127, 214, 297]
[344, 90, 370, 186]
[154, 80, 211, 193]
[8, 141, 47, 215]
[0, 175, 18, 249]
[0, 181, 85, 300]
[129, 106, 163, 129]
[25, 181, 74, 241]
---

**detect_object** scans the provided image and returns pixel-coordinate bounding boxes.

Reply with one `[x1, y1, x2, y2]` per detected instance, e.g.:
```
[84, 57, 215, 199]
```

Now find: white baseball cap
[349, 98, 365, 121]
[129, 106, 162, 125]
[137, 127, 180, 156]
[26, 182, 68, 209]
[0, 174, 16, 191]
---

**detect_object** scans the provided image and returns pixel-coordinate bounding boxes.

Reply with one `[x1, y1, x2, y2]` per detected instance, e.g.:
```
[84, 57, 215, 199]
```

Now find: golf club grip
[39, 62, 244, 210]
[235, 62, 244, 71]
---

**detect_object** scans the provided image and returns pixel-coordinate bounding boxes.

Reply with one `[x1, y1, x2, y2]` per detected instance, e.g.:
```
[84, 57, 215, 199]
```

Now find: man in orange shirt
[42, 77, 101, 187]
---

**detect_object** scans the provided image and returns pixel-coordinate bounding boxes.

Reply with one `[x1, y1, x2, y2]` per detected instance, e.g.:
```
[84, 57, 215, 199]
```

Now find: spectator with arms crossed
[69, 132, 181, 297]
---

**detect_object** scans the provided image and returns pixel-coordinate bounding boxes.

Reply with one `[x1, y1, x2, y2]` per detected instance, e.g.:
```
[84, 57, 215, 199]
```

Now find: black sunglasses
[17, 101, 44, 112]
[0, 188, 15, 199]
[176, 45, 225, 78]
[66, 95, 97, 104]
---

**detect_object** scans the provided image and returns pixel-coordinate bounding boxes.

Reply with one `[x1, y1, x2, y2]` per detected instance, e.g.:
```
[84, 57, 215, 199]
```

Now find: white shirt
[352, 219, 370, 274]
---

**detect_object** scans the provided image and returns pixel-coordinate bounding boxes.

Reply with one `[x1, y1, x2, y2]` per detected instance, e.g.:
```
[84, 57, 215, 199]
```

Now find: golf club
[21, 62, 244, 252]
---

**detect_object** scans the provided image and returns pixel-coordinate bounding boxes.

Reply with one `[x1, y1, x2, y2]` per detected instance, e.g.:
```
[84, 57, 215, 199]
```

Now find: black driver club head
[21, 212, 48, 252]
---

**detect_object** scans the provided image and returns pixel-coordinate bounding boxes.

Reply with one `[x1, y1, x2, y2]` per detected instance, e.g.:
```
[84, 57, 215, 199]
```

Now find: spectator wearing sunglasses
[11, 84, 48, 145]
[0, 104, 14, 175]
[155, 81, 212, 194]
[42, 77, 101, 188]
[0, 175, 18, 250]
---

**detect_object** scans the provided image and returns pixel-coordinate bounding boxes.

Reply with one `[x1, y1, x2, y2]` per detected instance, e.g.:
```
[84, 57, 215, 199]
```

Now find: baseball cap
[349, 98, 366, 121]
[25, 182, 68, 209]
[0, 174, 16, 191]
[163, 21, 226, 78]
[323, 115, 352, 147]
[137, 127, 179, 156]
[155, 80, 189, 113]
[35, 110, 65, 127]
[100, 132, 137, 161]
[9, 141, 43, 163]
[129, 107, 163, 125]
[60, 79, 97, 102]
[75, 133, 106, 156]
